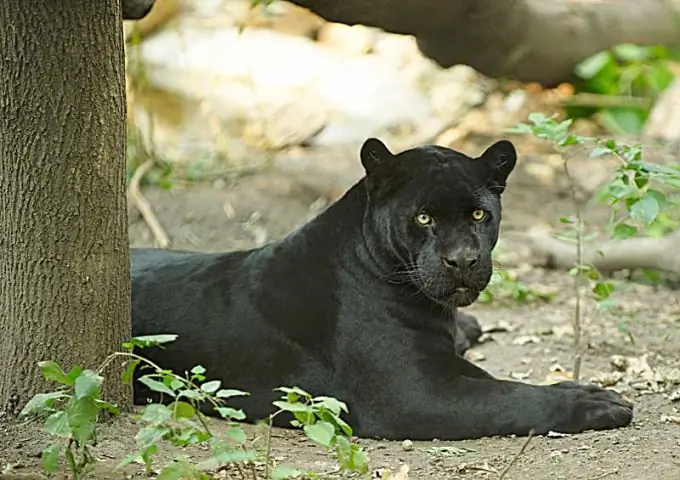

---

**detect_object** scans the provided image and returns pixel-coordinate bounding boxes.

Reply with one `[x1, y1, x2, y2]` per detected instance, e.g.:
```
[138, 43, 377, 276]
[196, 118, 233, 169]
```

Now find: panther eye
[471, 209, 487, 221]
[415, 212, 433, 226]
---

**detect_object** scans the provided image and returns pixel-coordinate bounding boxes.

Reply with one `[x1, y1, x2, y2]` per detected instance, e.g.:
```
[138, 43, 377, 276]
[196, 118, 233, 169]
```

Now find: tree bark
[0, 2, 132, 415]
[288, 0, 680, 86]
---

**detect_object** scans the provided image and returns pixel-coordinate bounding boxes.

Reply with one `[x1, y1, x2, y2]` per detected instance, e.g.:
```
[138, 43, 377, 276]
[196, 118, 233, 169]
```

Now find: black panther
[130, 138, 633, 440]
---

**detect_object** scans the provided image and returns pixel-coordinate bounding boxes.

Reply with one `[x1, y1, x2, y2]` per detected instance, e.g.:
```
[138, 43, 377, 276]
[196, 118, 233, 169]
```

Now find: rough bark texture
[0, 1, 132, 414]
[288, 0, 680, 86]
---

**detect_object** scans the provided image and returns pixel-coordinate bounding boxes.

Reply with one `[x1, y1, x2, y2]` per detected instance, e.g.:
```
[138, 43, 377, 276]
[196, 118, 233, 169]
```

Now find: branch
[522, 226, 680, 274]
[288, 0, 680, 85]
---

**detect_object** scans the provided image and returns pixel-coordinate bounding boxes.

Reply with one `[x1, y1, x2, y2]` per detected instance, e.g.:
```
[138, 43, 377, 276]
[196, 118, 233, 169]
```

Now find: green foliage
[509, 112, 680, 312]
[571, 44, 674, 134]
[478, 268, 555, 305]
[19, 362, 118, 479]
[20, 334, 369, 479]
[273, 386, 369, 474]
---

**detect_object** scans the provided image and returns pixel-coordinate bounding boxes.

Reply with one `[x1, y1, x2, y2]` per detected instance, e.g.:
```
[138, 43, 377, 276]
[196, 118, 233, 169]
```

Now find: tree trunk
[0, 1, 132, 415]
[289, 0, 680, 86]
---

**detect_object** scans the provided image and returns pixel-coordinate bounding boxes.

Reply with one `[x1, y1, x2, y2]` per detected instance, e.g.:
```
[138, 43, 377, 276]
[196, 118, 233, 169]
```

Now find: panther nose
[442, 249, 480, 270]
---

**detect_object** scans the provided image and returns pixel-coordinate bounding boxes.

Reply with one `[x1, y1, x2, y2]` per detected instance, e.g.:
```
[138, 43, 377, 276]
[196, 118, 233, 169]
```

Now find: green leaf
[177, 389, 202, 400]
[169, 401, 195, 419]
[19, 391, 67, 418]
[613, 43, 654, 62]
[196, 449, 257, 471]
[66, 366, 84, 384]
[95, 399, 120, 415]
[575, 51, 613, 79]
[74, 370, 103, 399]
[272, 400, 312, 413]
[138, 375, 176, 397]
[39, 361, 73, 386]
[225, 426, 247, 444]
[136, 425, 172, 448]
[214, 406, 246, 421]
[303, 421, 335, 448]
[592, 281, 615, 300]
[216, 388, 250, 399]
[200, 380, 221, 393]
[598, 108, 645, 135]
[590, 146, 612, 159]
[612, 223, 638, 239]
[271, 465, 304, 479]
[313, 396, 348, 415]
[122, 359, 141, 385]
[630, 195, 660, 225]
[126, 334, 178, 349]
[41, 443, 60, 473]
[190, 365, 206, 375]
[275, 386, 310, 397]
[141, 403, 172, 423]
[157, 460, 200, 480]
[170, 379, 185, 391]
[44, 411, 71, 438]
[67, 396, 98, 444]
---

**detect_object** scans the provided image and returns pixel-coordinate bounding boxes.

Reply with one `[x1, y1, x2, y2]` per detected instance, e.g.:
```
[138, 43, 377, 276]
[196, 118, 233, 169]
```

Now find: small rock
[401, 439, 414, 451]
[669, 389, 680, 402]
[591, 371, 624, 387]
[464, 350, 486, 362]
[610, 355, 629, 372]
[661, 414, 680, 424]
[510, 370, 532, 380]
[512, 335, 541, 346]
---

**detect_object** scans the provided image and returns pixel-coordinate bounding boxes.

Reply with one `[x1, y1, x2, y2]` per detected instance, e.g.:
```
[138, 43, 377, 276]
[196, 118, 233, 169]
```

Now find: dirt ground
[2, 135, 680, 479]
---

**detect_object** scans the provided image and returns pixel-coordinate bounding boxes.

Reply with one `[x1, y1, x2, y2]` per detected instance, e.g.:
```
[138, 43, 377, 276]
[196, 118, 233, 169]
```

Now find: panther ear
[360, 137, 394, 175]
[480, 140, 517, 191]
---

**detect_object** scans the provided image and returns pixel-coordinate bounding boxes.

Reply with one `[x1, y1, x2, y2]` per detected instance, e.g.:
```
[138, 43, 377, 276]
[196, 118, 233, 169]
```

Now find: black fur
[131, 138, 633, 440]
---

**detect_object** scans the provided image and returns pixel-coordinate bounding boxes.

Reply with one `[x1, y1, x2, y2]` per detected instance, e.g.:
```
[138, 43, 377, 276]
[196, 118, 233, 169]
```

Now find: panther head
[359, 137, 517, 307]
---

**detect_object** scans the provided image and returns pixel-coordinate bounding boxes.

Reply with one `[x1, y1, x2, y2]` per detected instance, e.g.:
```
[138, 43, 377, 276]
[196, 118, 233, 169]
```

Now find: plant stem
[563, 157, 584, 382]
[264, 414, 276, 479]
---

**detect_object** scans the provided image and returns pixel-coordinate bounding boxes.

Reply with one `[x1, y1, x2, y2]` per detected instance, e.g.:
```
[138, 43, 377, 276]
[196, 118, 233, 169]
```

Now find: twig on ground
[127, 159, 170, 248]
[498, 429, 535, 480]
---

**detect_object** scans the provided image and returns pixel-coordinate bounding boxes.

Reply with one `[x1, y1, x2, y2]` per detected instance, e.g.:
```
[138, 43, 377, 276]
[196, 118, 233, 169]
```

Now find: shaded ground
[2, 138, 680, 479]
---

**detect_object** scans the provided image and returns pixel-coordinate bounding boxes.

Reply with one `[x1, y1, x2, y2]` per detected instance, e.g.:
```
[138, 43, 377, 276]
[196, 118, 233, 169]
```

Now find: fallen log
[522, 226, 680, 274]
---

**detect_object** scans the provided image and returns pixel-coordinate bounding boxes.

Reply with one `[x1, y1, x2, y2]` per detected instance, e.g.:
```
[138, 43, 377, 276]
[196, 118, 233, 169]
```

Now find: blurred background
[123, 0, 680, 258]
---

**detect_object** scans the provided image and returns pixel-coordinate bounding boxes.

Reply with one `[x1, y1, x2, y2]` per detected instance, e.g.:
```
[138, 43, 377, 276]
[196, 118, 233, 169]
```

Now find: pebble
[401, 439, 414, 451]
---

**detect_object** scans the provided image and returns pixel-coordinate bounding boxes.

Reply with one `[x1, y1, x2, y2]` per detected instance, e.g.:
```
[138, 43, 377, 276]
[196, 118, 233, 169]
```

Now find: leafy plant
[508, 112, 680, 379]
[478, 268, 554, 305]
[570, 44, 674, 134]
[19, 334, 368, 479]
[272, 386, 369, 475]
[18, 362, 119, 479]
